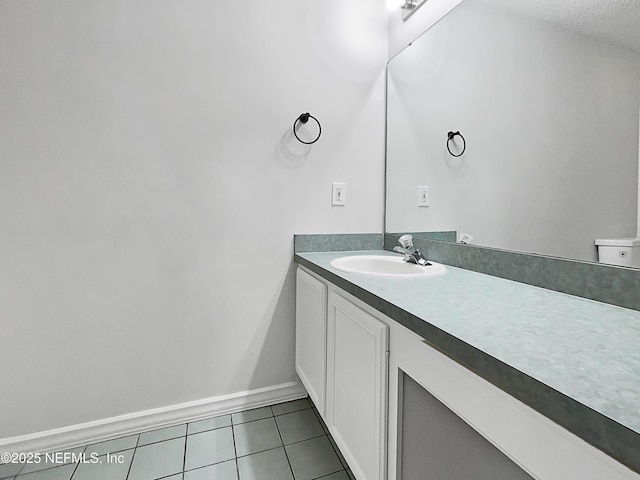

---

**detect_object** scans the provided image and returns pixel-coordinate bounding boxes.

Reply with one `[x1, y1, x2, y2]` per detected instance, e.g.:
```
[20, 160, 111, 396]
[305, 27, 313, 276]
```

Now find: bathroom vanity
[294, 248, 640, 480]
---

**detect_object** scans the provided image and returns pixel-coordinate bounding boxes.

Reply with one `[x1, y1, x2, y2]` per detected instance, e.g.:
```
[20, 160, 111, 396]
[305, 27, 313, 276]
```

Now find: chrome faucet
[393, 235, 431, 266]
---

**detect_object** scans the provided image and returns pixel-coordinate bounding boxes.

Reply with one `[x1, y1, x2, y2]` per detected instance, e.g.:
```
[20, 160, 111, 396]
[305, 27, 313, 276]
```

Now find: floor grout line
[181, 434, 187, 479]
[124, 433, 141, 480]
[311, 469, 349, 480]
[272, 411, 297, 480]
[230, 416, 240, 480]
[67, 445, 86, 480]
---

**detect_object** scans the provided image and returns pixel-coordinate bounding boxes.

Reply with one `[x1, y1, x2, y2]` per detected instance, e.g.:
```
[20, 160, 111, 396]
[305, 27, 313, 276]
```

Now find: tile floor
[0, 398, 355, 480]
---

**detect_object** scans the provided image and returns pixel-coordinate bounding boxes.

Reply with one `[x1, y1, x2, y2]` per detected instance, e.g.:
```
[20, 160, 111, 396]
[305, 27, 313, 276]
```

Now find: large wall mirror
[386, 0, 640, 264]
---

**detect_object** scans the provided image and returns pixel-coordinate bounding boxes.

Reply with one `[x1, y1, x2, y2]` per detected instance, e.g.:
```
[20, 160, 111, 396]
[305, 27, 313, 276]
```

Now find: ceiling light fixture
[386, 0, 415, 11]
[387, 0, 426, 21]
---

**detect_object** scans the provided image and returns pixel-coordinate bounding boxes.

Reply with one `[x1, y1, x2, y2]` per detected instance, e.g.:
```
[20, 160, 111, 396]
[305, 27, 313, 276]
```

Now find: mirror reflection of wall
[386, 0, 640, 263]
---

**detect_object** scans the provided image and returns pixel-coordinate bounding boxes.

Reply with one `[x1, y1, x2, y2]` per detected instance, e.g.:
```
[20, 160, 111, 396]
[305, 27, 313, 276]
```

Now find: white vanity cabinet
[295, 266, 389, 480]
[326, 290, 389, 480]
[295, 268, 328, 416]
[295, 260, 640, 480]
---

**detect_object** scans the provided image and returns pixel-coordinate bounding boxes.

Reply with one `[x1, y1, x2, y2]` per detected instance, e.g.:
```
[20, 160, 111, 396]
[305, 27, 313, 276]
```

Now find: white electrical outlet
[332, 182, 346, 206]
[418, 186, 429, 207]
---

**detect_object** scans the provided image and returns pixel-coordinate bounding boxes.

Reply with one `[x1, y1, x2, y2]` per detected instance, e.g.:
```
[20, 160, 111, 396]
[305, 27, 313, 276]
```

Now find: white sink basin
[330, 255, 446, 278]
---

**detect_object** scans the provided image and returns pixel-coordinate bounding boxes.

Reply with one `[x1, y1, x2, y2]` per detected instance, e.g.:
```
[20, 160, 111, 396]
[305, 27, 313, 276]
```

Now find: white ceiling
[477, 0, 640, 53]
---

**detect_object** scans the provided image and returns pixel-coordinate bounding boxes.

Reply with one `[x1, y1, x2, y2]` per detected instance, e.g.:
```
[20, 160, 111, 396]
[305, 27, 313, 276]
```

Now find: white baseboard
[0, 381, 307, 454]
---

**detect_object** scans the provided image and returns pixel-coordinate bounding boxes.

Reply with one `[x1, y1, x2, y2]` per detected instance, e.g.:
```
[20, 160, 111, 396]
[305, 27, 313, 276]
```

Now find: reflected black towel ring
[447, 131, 466, 157]
[293, 113, 322, 144]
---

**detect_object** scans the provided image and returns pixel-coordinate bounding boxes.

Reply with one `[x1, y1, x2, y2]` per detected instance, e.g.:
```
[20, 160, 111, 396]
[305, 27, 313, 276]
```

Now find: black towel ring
[447, 131, 466, 157]
[293, 113, 322, 145]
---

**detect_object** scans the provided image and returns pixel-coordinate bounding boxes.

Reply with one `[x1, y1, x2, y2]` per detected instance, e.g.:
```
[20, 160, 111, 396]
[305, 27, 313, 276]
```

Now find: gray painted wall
[0, 0, 387, 438]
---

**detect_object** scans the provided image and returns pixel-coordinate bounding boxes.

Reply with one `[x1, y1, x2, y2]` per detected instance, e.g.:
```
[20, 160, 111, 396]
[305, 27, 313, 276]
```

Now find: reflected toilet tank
[595, 238, 640, 267]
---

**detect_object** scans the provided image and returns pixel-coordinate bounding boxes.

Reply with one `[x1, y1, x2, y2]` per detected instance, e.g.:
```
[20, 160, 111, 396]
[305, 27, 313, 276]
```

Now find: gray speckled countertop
[295, 250, 640, 472]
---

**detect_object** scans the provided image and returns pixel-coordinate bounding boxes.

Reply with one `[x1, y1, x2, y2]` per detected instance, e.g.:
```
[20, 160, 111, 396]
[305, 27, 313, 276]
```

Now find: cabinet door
[327, 291, 389, 480]
[295, 268, 328, 416]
